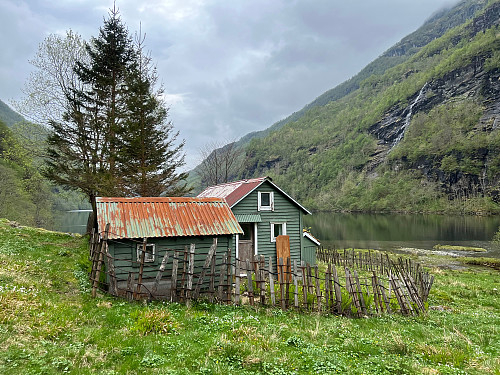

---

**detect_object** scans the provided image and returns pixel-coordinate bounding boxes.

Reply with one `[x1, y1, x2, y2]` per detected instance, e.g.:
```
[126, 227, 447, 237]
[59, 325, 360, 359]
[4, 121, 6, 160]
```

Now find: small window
[240, 223, 253, 241]
[270, 222, 286, 242]
[137, 243, 155, 263]
[258, 191, 274, 211]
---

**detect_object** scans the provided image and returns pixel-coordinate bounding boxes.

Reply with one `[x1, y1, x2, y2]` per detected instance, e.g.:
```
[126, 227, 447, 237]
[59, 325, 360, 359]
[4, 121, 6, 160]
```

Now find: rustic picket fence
[89, 230, 433, 317]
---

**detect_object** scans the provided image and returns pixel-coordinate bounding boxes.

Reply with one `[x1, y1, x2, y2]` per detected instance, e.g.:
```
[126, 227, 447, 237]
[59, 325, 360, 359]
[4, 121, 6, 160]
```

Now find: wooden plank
[259, 255, 266, 305]
[226, 249, 232, 305]
[152, 251, 170, 296]
[353, 270, 366, 315]
[331, 264, 342, 314]
[104, 240, 117, 296]
[293, 260, 299, 308]
[268, 256, 276, 306]
[279, 257, 286, 310]
[324, 267, 330, 311]
[170, 250, 179, 302]
[126, 272, 134, 301]
[218, 252, 227, 302]
[314, 265, 321, 312]
[389, 272, 408, 315]
[194, 239, 217, 298]
[301, 262, 308, 309]
[235, 259, 241, 305]
[276, 236, 290, 282]
[92, 223, 109, 298]
[134, 237, 147, 299]
[246, 259, 254, 306]
[186, 244, 195, 306]
[345, 268, 362, 317]
[379, 278, 391, 313]
[180, 246, 188, 301]
[285, 257, 291, 308]
[371, 272, 381, 314]
[209, 248, 216, 303]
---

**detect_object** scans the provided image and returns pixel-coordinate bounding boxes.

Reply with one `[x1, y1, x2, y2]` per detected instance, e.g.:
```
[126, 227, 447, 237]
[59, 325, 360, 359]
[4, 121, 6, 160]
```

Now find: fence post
[279, 257, 286, 310]
[170, 250, 179, 302]
[268, 256, 275, 306]
[134, 237, 147, 300]
[314, 265, 321, 312]
[246, 259, 254, 306]
[235, 257, 241, 305]
[301, 261, 308, 309]
[293, 260, 299, 308]
[186, 244, 195, 306]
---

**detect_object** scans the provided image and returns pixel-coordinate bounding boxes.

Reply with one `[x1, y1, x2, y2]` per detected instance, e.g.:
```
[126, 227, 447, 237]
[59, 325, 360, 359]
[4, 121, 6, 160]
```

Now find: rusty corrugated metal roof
[197, 177, 266, 207]
[197, 176, 311, 214]
[96, 197, 243, 240]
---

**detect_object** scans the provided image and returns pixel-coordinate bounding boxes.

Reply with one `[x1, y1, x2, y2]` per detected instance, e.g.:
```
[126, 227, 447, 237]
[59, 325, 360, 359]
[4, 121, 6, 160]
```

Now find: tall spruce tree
[45, 7, 189, 219]
[119, 37, 189, 197]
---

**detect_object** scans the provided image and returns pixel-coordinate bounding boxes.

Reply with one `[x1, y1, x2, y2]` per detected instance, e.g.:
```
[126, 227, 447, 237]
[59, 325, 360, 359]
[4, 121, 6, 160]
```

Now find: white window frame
[136, 243, 156, 263]
[270, 222, 286, 242]
[258, 191, 274, 211]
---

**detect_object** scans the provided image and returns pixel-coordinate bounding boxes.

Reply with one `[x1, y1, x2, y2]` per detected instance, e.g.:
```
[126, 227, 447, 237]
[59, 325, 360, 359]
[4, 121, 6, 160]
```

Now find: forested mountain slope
[239, 0, 500, 214]
[0, 99, 24, 127]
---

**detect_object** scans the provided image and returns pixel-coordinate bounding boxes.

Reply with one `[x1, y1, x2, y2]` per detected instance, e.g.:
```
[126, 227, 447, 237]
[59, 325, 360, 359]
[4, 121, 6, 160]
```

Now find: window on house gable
[137, 243, 155, 263]
[270, 222, 286, 242]
[258, 191, 274, 211]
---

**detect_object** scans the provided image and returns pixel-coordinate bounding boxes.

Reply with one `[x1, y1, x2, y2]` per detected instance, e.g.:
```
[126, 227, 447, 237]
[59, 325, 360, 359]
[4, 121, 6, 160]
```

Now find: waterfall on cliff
[390, 82, 428, 151]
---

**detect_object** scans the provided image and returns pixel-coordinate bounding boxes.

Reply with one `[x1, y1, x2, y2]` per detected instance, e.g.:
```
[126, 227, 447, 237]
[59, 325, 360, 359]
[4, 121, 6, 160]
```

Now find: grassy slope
[0, 219, 498, 374]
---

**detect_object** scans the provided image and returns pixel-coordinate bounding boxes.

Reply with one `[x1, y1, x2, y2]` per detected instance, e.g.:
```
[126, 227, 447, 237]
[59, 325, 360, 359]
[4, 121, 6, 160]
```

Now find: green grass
[0, 218, 499, 374]
[433, 244, 487, 252]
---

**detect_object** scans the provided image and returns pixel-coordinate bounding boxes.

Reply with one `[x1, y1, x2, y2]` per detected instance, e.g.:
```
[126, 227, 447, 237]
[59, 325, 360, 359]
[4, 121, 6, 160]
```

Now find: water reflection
[54, 210, 91, 234]
[304, 212, 500, 258]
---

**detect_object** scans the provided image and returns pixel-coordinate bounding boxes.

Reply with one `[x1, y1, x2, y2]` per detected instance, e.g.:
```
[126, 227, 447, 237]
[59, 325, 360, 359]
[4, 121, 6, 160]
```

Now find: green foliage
[131, 308, 179, 335]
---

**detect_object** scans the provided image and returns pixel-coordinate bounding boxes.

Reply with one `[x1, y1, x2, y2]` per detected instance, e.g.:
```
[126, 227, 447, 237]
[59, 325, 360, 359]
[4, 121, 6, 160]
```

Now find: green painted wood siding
[108, 235, 232, 283]
[232, 181, 304, 264]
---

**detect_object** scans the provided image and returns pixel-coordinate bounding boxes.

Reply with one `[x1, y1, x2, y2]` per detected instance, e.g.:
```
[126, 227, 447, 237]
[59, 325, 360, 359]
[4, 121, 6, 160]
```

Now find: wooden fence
[89, 231, 434, 317]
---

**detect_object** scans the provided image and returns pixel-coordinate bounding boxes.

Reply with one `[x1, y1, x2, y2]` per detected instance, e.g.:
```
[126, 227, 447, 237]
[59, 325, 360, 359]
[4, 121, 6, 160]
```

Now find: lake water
[54, 210, 92, 234]
[57, 210, 500, 258]
[304, 212, 500, 258]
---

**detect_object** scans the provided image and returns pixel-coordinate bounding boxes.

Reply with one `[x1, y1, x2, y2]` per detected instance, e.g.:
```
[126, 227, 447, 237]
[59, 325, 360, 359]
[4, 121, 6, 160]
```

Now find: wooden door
[276, 235, 291, 282]
[238, 223, 254, 271]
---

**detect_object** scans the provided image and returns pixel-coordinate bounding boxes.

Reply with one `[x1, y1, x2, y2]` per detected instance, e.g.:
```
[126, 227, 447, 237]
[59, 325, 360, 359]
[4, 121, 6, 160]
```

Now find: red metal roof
[96, 197, 243, 240]
[197, 176, 311, 214]
[197, 177, 266, 207]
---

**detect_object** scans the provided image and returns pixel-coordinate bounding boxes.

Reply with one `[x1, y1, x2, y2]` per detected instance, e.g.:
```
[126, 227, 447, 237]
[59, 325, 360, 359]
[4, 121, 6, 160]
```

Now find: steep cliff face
[366, 2, 500, 203]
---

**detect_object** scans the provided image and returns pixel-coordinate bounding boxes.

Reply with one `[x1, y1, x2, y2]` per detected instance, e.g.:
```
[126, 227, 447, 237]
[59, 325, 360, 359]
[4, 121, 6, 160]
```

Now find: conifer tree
[119, 37, 189, 197]
[45, 6, 190, 218]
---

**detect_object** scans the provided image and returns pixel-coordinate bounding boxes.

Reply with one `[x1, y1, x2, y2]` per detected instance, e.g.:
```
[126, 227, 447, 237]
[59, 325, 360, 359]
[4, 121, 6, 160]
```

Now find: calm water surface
[54, 210, 92, 234]
[58, 210, 500, 258]
[304, 212, 500, 258]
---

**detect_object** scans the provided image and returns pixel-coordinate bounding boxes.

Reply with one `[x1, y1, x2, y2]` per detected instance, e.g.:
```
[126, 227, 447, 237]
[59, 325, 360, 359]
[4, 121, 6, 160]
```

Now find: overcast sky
[1, 0, 456, 169]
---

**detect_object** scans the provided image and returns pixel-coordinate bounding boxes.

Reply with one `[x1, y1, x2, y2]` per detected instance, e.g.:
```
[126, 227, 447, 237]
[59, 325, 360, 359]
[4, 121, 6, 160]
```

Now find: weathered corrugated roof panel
[235, 214, 262, 223]
[197, 177, 267, 207]
[96, 197, 243, 239]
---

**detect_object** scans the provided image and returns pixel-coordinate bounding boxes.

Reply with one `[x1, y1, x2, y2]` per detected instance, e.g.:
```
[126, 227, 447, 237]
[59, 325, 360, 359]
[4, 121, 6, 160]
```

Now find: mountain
[242, 0, 500, 214]
[0, 99, 24, 127]
[193, 0, 500, 214]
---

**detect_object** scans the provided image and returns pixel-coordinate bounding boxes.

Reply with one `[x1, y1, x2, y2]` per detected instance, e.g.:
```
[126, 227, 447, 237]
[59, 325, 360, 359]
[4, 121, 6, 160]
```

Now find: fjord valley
[194, 0, 500, 216]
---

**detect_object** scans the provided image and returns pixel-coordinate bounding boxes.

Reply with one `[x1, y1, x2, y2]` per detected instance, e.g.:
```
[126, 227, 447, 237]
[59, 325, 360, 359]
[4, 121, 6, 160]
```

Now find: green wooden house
[198, 177, 319, 266]
[95, 197, 243, 296]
